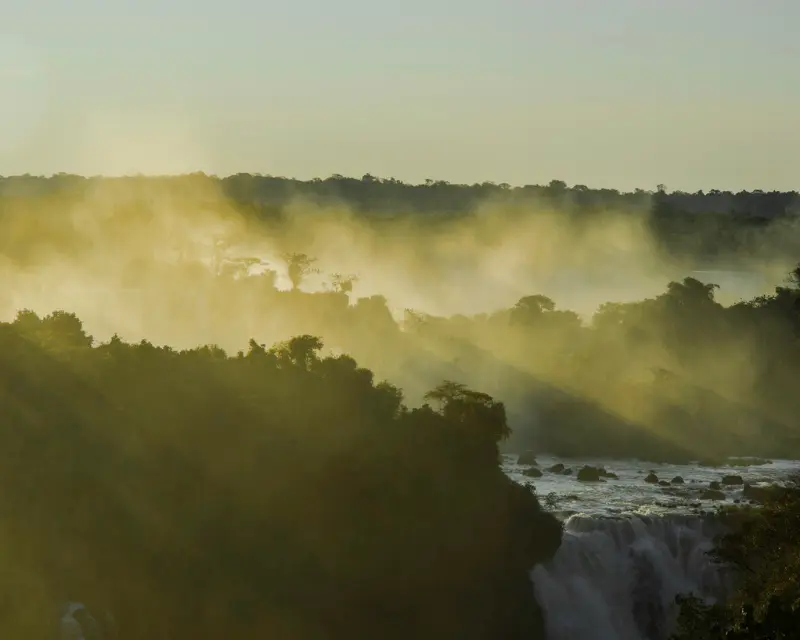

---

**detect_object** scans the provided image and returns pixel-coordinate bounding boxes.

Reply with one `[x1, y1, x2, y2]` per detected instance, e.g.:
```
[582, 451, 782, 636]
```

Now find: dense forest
[1, 173, 799, 265]
[0, 174, 799, 463]
[6, 269, 800, 465]
[0, 311, 562, 638]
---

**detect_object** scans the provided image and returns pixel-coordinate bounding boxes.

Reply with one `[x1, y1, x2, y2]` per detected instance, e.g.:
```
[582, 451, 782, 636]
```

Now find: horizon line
[0, 172, 798, 197]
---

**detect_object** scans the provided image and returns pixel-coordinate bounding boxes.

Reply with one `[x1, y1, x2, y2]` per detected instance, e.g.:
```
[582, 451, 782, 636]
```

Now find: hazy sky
[2, 0, 798, 190]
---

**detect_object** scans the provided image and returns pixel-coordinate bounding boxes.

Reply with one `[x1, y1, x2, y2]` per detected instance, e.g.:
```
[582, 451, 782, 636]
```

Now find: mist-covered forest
[3, 173, 798, 265]
[2, 174, 799, 462]
[2, 173, 800, 637]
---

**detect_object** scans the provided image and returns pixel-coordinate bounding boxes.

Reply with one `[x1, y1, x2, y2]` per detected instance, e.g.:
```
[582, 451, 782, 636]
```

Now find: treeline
[401, 265, 800, 463]
[91, 254, 800, 465]
[3, 251, 799, 464]
[0, 311, 562, 639]
[5, 255, 800, 466]
[1, 173, 798, 263]
[2, 173, 797, 219]
[2, 172, 800, 463]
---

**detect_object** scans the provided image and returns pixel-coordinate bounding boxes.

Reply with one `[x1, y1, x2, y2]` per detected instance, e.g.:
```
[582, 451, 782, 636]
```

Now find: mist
[0, 173, 797, 463]
[0, 174, 786, 339]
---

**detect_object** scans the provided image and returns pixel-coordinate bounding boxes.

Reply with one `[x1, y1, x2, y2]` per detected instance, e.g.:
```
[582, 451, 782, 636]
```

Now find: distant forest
[1, 173, 798, 264]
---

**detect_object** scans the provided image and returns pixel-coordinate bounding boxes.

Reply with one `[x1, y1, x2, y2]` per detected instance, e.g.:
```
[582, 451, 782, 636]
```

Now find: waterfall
[532, 514, 732, 640]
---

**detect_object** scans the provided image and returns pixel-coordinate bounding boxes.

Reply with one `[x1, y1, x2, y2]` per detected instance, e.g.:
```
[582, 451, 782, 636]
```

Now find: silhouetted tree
[283, 252, 318, 290]
[425, 380, 511, 446]
[510, 295, 556, 326]
[330, 273, 358, 294]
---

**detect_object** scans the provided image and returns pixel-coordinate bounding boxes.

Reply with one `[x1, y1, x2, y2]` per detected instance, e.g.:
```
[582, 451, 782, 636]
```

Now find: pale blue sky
[1, 0, 798, 190]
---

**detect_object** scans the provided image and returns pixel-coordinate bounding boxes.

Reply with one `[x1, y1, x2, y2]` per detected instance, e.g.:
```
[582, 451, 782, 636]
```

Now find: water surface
[502, 454, 800, 517]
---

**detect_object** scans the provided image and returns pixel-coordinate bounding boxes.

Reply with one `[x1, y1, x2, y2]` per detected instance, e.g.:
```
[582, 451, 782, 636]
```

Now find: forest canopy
[0, 174, 798, 464]
[0, 311, 562, 638]
[1, 172, 799, 265]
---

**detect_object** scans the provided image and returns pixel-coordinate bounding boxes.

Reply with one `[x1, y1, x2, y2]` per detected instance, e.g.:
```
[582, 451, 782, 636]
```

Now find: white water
[532, 515, 729, 640]
[502, 454, 800, 517]
[501, 455, 800, 640]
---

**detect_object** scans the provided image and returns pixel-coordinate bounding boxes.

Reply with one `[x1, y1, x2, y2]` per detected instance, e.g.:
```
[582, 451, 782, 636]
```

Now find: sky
[1, 0, 798, 191]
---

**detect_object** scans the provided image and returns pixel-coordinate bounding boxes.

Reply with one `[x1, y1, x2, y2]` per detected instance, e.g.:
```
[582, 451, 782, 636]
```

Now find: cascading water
[532, 514, 732, 640]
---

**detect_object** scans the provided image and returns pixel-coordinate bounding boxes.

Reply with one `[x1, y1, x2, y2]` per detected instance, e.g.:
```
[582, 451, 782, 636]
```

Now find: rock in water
[577, 466, 604, 482]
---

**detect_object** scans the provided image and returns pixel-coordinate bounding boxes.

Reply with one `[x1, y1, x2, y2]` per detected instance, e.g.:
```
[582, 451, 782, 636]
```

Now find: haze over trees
[1, 173, 799, 266]
[0, 311, 562, 638]
[0, 173, 799, 637]
[0, 174, 799, 465]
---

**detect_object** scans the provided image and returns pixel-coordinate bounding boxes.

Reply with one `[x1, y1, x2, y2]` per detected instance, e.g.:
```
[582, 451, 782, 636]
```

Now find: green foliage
[424, 381, 511, 462]
[672, 478, 800, 639]
[132, 256, 800, 464]
[0, 312, 561, 639]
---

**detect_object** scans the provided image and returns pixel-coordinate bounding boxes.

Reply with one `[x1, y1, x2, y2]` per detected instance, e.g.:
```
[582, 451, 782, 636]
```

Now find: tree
[330, 273, 358, 295]
[424, 381, 469, 410]
[282, 253, 318, 290]
[13, 309, 41, 334]
[592, 301, 632, 331]
[37, 311, 93, 349]
[424, 380, 511, 444]
[271, 334, 324, 370]
[664, 277, 720, 307]
[788, 263, 800, 289]
[510, 294, 556, 326]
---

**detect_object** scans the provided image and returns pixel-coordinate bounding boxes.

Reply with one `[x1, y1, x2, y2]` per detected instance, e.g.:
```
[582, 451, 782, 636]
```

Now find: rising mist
[0, 173, 798, 462]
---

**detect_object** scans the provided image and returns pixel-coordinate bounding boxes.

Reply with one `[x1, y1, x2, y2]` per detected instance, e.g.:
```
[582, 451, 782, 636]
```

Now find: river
[502, 454, 800, 640]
